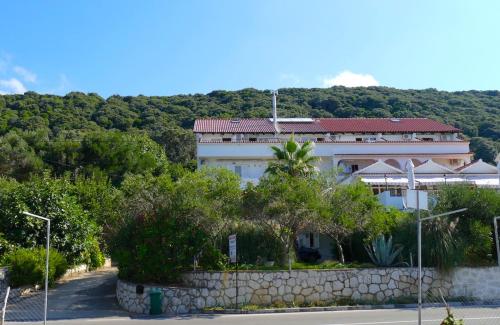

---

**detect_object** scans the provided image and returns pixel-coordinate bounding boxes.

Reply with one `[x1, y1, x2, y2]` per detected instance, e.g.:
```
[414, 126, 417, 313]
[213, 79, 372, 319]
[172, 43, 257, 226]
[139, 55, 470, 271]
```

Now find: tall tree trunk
[336, 241, 345, 264]
[281, 241, 290, 268]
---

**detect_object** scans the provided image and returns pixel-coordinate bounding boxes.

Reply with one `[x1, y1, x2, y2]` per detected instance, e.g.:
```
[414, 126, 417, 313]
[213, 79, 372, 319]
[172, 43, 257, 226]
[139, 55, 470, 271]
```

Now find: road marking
[221, 309, 398, 317]
[85, 318, 127, 322]
[322, 316, 500, 325]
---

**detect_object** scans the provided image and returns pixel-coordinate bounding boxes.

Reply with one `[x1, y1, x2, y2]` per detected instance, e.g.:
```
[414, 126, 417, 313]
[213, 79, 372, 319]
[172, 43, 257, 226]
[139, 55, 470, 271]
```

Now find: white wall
[197, 141, 471, 158]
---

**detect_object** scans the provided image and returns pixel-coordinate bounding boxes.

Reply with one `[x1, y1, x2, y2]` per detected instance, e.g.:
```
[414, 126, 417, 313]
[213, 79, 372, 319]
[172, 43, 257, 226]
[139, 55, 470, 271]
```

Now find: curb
[202, 301, 500, 315]
[203, 304, 414, 315]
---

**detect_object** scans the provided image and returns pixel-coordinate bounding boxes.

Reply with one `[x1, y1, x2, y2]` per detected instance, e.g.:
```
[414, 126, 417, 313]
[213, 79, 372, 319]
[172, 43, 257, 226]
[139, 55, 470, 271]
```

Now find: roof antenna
[271, 90, 280, 133]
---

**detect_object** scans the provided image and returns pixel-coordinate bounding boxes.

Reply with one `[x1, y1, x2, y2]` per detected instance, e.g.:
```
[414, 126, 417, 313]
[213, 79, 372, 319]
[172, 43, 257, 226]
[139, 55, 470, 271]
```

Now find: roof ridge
[195, 117, 432, 120]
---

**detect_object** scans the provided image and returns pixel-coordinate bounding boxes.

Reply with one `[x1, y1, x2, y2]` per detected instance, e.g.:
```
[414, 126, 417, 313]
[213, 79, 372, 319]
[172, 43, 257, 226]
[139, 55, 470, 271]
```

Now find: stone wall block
[116, 267, 500, 314]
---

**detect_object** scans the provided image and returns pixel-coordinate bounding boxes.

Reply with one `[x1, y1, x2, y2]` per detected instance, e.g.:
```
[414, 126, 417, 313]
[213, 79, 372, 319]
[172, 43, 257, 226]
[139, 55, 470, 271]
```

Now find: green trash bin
[149, 288, 162, 315]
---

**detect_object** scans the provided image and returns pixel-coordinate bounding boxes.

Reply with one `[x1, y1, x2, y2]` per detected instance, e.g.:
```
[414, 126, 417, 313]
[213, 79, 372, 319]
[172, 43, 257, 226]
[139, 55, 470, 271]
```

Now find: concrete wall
[116, 267, 500, 314]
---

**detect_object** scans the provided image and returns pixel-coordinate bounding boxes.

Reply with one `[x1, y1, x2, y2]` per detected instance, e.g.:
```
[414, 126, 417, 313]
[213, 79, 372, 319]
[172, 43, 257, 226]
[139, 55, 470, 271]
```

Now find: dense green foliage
[0, 87, 499, 171]
[0, 175, 104, 266]
[218, 222, 285, 266]
[393, 185, 500, 270]
[112, 168, 241, 284]
[243, 173, 325, 267]
[2, 247, 68, 288]
[320, 180, 404, 263]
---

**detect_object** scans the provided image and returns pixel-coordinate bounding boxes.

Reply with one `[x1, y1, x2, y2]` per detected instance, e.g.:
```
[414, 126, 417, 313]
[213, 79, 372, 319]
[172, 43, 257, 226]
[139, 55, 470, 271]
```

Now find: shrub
[113, 168, 241, 284]
[84, 237, 106, 270]
[113, 214, 226, 284]
[393, 185, 500, 269]
[364, 235, 404, 267]
[0, 175, 102, 266]
[0, 233, 14, 259]
[218, 222, 285, 265]
[3, 247, 68, 288]
[434, 185, 499, 266]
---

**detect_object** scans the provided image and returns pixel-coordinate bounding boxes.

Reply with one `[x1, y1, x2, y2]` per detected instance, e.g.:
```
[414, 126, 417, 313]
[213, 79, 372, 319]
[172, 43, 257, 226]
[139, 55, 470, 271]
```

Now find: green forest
[0, 86, 499, 178]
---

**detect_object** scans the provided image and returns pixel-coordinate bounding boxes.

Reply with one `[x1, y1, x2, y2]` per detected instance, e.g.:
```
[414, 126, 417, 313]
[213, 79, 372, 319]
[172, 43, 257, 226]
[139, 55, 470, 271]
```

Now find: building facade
[194, 117, 499, 189]
[193, 109, 499, 260]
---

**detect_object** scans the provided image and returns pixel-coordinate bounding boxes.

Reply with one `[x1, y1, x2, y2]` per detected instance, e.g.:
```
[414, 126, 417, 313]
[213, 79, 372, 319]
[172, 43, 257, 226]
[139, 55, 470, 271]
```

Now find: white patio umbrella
[406, 159, 416, 190]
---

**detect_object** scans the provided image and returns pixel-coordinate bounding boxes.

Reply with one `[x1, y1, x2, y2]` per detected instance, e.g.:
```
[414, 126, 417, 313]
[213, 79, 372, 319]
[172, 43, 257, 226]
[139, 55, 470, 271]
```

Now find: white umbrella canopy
[406, 159, 416, 190]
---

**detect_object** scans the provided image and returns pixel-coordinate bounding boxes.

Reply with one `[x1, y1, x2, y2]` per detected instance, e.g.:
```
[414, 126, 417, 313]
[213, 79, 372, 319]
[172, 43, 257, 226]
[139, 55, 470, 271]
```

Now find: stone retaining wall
[117, 267, 500, 314]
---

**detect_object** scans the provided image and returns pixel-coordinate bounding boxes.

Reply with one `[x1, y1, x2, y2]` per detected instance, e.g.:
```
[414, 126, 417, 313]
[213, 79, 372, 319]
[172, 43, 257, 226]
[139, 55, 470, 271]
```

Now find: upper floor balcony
[196, 139, 472, 159]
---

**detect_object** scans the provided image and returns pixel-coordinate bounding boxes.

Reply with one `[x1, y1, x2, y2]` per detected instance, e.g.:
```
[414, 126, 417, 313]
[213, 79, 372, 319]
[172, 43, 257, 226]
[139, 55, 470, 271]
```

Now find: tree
[470, 137, 499, 163]
[266, 135, 319, 177]
[79, 131, 169, 184]
[433, 185, 500, 266]
[0, 175, 102, 265]
[320, 180, 397, 263]
[393, 185, 500, 270]
[149, 125, 197, 167]
[70, 175, 123, 247]
[243, 173, 324, 269]
[112, 167, 242, 283]
[0, 131, 44, 180]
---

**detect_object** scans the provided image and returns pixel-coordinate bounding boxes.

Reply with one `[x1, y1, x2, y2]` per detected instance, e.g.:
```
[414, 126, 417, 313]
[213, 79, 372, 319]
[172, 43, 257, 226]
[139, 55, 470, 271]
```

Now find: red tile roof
[194, 119, 275, 133]
[317, 118, 459, 133]
[194, 118, 460, 134]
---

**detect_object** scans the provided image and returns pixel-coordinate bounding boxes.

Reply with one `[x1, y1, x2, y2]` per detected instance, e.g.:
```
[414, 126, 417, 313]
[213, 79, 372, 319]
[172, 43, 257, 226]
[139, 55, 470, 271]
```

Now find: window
[222, 137, 232, 142]
[309, 233, 315, 248]
[316, 138, 324, 142]
[234, 165, 242, 177]
[351, 164, 359, 173]
[249, 137, 257, 142]
[389, 188, 402, 197]
[355, 137, 362, 142]
[421, 137, 433, 142]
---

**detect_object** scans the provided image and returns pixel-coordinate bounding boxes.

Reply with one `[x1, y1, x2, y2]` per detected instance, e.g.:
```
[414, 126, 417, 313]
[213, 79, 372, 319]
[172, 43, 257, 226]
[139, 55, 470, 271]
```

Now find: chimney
[272, 90, 280, 133]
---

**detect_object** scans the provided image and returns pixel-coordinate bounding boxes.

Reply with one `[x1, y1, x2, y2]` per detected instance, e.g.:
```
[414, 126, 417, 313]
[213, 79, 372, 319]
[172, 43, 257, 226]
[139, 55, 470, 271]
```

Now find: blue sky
[1, 0, 500, 97]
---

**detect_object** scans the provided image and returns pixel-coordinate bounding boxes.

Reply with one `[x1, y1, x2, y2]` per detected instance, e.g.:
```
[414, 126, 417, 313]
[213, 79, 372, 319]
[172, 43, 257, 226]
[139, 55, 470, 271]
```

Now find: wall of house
[198, 133, 460, 143]
[116, 266, 500, 314]
[197, 141, 471, 160]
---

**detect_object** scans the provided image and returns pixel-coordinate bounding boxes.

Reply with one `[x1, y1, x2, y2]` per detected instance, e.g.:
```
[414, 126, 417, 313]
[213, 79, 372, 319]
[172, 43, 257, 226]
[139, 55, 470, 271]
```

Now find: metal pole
[44, 219, 50, 325]
[235, 254, 239, 310]
[494, 217, 500, 267]
[417, 191, 422, 325]
[1, 286, 10, 325]
[23, 212, 50, 325]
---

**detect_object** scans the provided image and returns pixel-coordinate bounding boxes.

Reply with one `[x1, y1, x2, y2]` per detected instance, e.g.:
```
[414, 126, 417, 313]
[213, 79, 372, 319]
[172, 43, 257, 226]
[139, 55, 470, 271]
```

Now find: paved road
[5, 267, 128, 322]
[13, 307, 500, 325]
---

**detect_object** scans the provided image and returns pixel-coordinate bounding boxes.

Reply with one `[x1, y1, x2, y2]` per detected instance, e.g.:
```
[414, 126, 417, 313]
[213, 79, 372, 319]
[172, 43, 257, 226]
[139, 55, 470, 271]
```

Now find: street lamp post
[23, 211, 50, 325]
[417, 208, 467, 325]
[494, 216, 500, 267]
[405, 159, 468, 325]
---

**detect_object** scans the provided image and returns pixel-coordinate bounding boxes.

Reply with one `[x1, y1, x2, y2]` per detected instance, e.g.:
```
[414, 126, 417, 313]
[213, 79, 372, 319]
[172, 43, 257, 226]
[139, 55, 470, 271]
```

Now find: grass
[202, 296, 421, 313]
[224, 260, 375, 271]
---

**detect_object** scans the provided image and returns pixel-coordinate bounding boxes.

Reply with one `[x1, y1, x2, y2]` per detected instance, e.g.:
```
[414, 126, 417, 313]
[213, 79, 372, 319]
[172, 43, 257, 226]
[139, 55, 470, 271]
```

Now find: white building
[193, 99, 499, 260]
[194, 117, 499, 190]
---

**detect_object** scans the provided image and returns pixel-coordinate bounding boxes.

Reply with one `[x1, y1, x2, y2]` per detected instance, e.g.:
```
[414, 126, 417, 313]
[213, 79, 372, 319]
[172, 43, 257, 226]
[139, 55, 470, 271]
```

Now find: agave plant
[364, 235, 404, 267]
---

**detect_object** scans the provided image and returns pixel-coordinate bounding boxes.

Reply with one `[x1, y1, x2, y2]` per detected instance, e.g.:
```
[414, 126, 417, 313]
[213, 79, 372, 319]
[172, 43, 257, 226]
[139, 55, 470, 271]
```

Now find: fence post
[1, 286, 10, 325]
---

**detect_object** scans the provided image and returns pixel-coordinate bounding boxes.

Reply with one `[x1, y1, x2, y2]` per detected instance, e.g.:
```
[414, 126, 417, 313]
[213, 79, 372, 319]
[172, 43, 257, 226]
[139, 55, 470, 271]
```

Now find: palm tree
[266, 134, 319, 177]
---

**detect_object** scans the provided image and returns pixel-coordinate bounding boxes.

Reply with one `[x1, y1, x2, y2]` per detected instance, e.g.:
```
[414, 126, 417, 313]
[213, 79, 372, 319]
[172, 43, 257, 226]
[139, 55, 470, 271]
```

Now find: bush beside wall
[2, 247, 68, 288]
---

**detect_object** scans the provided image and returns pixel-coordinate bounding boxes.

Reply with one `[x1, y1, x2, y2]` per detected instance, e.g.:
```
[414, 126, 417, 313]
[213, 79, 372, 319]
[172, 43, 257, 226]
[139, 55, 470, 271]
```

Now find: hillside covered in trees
[0, 87, 499, 180]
